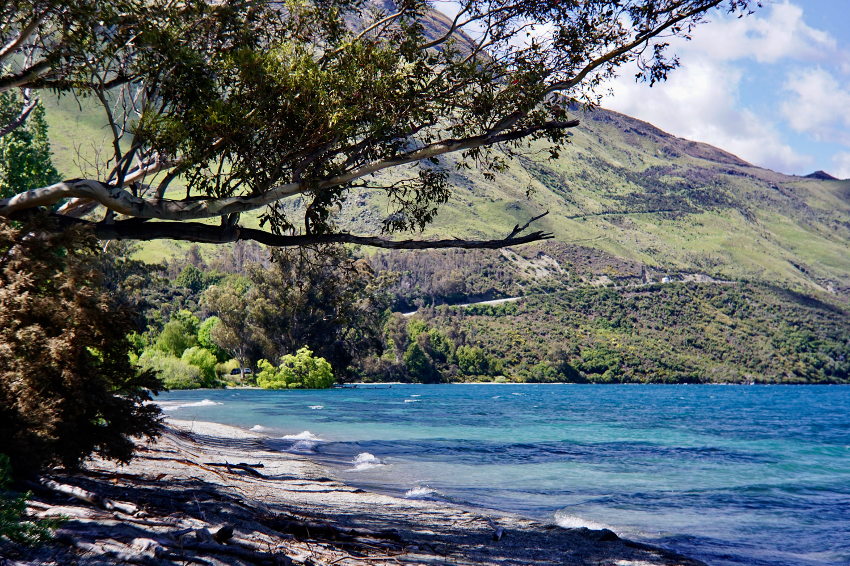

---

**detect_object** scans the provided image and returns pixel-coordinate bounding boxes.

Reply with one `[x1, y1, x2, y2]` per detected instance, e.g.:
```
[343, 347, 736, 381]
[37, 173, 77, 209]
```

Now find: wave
[553, 511, 614, 532]
[410, 395, 421, 397]
[280, 431, 326, 452]
[282, 431, 324, 441]
[309, 405, 324, 410]
[291, 440, 319, 452]
[349, 452, 384, 471]
[249, 425, 265, 432]
[404, 487, 437, 499]
[159, 399, 222, 411]
[404, 399, 420, 403]
[511, 393, 524, 396]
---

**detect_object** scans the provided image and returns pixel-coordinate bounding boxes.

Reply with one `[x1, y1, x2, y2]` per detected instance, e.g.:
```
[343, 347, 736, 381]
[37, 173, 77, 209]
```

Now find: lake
[157, 384, 850, 566]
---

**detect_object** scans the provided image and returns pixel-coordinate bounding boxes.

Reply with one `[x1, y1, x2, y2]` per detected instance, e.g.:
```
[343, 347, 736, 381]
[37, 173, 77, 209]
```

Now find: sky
[600, 0, 850, 178]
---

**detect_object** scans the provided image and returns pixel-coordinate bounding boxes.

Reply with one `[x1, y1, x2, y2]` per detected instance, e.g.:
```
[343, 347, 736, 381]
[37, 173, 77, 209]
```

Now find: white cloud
[781, 68, 850, 144]
[833, 152, 850, 180]
[685, 1, 840, 64]
[596, 1, 850, 174]
[603, 58, 813, 172]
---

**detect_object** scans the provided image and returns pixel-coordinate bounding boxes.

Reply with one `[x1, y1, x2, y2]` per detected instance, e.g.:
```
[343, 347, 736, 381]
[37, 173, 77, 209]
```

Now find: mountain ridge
[39, 93, 850, 299]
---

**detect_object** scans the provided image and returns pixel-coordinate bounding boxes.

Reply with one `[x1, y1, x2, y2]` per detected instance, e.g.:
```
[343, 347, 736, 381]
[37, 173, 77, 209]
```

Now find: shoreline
[11, 418, 708, 565]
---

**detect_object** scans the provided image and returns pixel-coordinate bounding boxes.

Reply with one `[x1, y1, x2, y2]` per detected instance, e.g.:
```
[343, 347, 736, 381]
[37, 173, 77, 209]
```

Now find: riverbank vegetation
[103, 242, 849, 386]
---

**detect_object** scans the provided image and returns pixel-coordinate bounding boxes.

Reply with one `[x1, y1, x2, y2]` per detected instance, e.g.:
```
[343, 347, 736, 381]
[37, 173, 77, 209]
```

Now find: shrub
[0, 455, 59, 545]
[155, 320, 197, 357]
[403, 342, 438, 383]
[456, 346, 489, 376]
[198, 316, 229, 362]
[257, 347, 334, 389]
[215, 359, 240, 380]
[181, 347, 219, 386]
[175, 265, 206, 293]
[138, 350, 203, 389]
[0, 215, 163, 472]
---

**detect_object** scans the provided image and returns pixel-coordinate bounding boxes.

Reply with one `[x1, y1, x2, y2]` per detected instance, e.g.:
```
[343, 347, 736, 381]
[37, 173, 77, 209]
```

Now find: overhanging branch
[40, 214, 553, 250]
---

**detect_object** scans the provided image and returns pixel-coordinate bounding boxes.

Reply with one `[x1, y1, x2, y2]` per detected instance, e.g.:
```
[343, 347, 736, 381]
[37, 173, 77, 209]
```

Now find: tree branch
[0, 92, 37, 137]
[0, 60, 51, 91]
[0, 13, 45, 63]
[545, 0, 724, 95]
[0, 121, 579, 221]
[37, 213, 553, 250]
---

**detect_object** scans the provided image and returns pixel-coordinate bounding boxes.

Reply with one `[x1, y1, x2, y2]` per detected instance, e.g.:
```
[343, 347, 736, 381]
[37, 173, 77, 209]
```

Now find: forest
[107, 240, 850, 387]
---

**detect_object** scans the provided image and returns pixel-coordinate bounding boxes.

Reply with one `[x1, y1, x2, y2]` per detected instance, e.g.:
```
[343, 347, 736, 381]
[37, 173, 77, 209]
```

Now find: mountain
[41, 97, 850, 297]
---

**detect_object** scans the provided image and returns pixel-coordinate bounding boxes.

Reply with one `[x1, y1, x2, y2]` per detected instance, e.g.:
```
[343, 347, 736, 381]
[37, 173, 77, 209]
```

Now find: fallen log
[30, 478, 139, 516]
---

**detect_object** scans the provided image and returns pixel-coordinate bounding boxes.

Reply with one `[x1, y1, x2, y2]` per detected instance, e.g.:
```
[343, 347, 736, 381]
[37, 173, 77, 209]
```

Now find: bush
[155, 320, 197, 357]
[403, 342, 438, 383]
[215, 359, 240, 380]
[181, 347, 219, 386]
[0, 215, 163, 472]
[198, 316, 229, 362]
[138, 350, 203, 389]
[257, 347, 334, 389]
[0, 454, 59, 545]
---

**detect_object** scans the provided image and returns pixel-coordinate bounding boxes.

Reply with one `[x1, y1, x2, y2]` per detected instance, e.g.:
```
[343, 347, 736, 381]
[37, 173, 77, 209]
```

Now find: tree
[198, 316, 229, 362]
[256, 347, 335, 389]
[247, 246, 390, 374]
[203, 282, 252, 382]
[0, 0, 757, 250]
[0, 94, 60, 198]
[0, 213, 163, 472]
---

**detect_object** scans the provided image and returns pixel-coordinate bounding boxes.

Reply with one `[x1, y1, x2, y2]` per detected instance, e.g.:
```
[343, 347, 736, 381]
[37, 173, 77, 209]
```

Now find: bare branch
[0, 12, 45, 63]
[506, 210, 549, 239]
[0, 60, 51, 91]
[33, 213, 554, 249]
[0, 92, 37, 137]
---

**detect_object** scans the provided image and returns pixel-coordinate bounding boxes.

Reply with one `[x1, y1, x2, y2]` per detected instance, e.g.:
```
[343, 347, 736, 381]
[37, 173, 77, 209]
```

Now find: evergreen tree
[0, 94, 60, 199]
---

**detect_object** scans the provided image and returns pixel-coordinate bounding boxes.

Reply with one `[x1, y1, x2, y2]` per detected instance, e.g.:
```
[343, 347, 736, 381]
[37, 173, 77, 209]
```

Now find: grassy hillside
[41, 96, 850, 298]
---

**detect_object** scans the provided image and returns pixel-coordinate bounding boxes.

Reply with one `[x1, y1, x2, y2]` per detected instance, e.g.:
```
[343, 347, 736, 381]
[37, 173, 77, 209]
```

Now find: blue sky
[601, 0, 850, 178]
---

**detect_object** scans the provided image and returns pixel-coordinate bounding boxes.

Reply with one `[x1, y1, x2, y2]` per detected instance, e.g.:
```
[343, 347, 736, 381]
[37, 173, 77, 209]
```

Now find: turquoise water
[157, 384, 850, 566]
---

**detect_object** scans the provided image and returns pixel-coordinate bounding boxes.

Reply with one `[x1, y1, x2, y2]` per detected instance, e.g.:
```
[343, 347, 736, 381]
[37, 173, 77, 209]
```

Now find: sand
[4, 419, 707, 566]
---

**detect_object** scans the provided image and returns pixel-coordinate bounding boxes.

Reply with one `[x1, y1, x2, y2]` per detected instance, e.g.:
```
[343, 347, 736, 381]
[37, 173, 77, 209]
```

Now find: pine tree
[0, 94, 60, 199]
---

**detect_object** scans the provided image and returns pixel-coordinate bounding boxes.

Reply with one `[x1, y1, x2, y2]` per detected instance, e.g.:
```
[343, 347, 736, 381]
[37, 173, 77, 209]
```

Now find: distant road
[401, 297, 521, 317]
[398, 277, 737, 317]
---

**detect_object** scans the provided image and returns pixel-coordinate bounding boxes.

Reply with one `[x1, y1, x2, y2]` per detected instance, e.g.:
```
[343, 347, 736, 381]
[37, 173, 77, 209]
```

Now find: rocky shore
[4, 419, 707, 566]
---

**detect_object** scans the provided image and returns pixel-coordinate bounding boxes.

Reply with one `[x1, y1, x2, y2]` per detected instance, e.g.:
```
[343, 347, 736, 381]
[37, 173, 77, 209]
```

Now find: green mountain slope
[41, 90, 850, 297]
[404, 108, 850, 297]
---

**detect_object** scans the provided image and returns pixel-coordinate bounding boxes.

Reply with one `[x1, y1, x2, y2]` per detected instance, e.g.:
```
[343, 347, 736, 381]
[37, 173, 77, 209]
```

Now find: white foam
[309, 405, 324, 410]
[404, 399, 420, 403]
[159, 399, 222, 411]
[404, 487, 437, 499]
[553, 511, 613, 531]
[282, 431, 324, 441]
[249, 425, 265, 432]
[511, 393, 524, 396]
[349, 452, 384, 471]
[410, 394, 421, 397]
[291, 440, 319, 452]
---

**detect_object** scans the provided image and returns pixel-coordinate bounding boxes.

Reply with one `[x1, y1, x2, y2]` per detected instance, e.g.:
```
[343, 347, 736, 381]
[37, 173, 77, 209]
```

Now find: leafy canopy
[0, 0, 757, 249]
[257, 347, 335, 389]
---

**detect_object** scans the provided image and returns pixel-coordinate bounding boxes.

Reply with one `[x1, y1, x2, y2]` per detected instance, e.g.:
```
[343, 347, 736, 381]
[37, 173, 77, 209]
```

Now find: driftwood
[203, 461, 266, 478]
[30, 478, 139, 515]
[487, 517, 505, 541]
